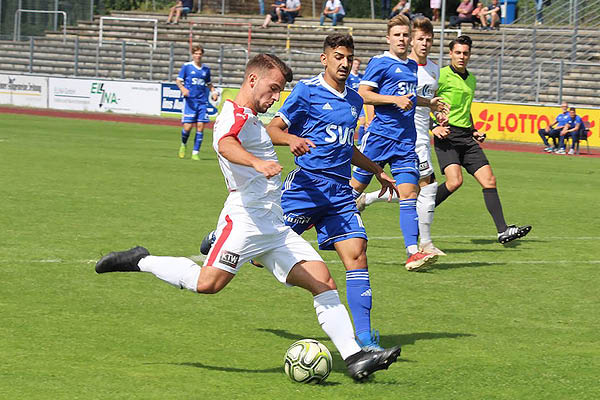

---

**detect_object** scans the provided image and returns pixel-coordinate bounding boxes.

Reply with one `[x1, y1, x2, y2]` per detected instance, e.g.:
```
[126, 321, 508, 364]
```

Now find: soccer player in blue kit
[266, 34, 399, 352]
[176, 45, 218, 160]
[351, 15, 448, 271]
[346, 58, 370, 145]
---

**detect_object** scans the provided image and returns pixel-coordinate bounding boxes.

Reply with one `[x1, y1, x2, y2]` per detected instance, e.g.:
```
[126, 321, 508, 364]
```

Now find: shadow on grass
[443, 247, 504, 254]
[173, 362, 281, 374]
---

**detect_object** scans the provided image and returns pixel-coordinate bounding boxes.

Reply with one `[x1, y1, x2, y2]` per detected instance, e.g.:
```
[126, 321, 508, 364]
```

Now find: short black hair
[323, 33, 354, 52]
[449, 35, 472, 51]
[569, 107, 576, 112]
[245, 53, 293, 82]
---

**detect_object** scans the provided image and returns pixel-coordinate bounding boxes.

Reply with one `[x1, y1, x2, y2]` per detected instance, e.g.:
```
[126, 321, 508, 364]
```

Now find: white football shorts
[415, 141, 434, 179]
[204, 205, 322, 285]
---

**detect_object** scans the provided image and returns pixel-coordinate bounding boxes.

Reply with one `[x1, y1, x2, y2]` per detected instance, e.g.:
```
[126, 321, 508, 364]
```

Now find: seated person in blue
[282, 0, 302, 24]
[538, 102, 568, 152]
[557, 107, 583, 155]
[166, 0, 192, 24]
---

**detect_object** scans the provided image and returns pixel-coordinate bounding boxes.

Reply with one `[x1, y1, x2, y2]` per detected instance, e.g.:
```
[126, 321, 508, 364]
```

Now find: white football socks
[365, 190, 398, 207]
[138, 256, 201, 292]
[417, 182, 437, 246]
[313, 290, 361, 360]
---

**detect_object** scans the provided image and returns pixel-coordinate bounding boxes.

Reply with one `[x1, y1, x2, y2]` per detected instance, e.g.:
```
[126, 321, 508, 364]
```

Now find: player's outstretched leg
[286, 260, 401, 381]
[95, 246, 149, 273]
[497, 225, 532, 244]
[356, 190, 398, 212]
[192, 130, 204, 160]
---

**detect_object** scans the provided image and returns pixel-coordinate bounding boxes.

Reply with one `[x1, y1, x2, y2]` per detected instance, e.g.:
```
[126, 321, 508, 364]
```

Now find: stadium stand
[1, 6, 600, 107]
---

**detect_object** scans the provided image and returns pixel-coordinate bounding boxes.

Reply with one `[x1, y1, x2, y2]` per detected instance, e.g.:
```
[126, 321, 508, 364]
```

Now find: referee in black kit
[432, 35, 531, 244]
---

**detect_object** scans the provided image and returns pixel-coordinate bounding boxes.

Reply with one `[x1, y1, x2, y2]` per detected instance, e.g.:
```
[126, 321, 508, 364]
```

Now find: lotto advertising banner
[0, 74, 48, 108]
[472, 102, 600, 147]
[48, 78, 161, 115]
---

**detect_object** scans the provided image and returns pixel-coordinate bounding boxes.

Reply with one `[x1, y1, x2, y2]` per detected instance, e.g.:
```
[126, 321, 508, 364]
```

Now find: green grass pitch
[1, 114, 598, 399]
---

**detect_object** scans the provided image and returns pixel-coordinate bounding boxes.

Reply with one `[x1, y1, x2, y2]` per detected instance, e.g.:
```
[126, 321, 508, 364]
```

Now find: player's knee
[447, 177, 462, 192]
[196, 280, 225, 294]
[484, 174, 497, 188]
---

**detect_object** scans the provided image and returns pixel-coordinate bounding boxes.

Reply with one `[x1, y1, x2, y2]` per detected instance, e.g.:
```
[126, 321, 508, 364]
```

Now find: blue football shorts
[182, 98, 209, 124]
[281, 168, 368, 250]
[353, 131, 419, 186]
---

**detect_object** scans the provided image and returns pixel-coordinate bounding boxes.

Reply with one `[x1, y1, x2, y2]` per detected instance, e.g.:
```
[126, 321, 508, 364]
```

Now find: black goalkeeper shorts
[434, 125, 489, 176]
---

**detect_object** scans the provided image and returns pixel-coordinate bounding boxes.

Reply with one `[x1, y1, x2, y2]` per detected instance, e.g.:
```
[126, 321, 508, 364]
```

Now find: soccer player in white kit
[356, 17, 448, 256]
[94, 53, 401, 381]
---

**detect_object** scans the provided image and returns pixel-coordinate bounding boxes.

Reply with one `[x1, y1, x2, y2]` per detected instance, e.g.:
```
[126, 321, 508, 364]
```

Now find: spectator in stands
[320, 0, 345, 26]
[535, 0, 545, 25]
[261, 0, 286, 28]
[558, 107, 583, 155]
[449, 0, 474, 28]
[382, 0, 392, 19]
[538, 102, 569, 153]
[389, 0, 412, 19]
[282, 0, 302, 24]
[166, 0, 193, 25]
[478, 0, 501, 30]
[259, 0, 265, 15]
[431, 0, 441, 21]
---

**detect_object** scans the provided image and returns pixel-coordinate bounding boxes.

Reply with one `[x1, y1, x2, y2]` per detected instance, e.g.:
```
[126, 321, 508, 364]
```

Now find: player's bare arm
[266, 117, 316, 156]
[176, 79, 190, 97]
[351, 145, 399, 200]
[208, 83, 219, 101]
[218, 136, 282, 178]
[416, 96, 449, 114]
[359, 85, 414, 111]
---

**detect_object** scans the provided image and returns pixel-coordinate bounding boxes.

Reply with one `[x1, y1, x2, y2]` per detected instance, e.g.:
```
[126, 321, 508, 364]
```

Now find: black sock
[435, 182, 454, 206]
[482, 188, 508, 233]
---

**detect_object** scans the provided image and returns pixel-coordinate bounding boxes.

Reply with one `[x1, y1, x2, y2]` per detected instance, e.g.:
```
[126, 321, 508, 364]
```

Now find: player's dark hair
[449, 35, 472, 51]
[191, 45, 204, 54]
[569, 107, 576, 112]
[412, 16, 434, 36]
[323, 33, 354, 52]
[245, 53, 293, 82]
[387, 14, 411, 34]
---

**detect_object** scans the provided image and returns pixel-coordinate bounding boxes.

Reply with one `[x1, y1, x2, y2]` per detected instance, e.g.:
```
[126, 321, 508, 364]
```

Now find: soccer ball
[283, 339, 332, 384]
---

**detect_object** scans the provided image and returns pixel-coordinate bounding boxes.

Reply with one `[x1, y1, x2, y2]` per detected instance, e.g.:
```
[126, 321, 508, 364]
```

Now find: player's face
[449, 43, 471, 70]
[412, 29, 433, 58]
[321, 46, 354, 84]
[351, 59, 361, 74]
[561, 102, 568, 112]
[387, 25, 411, 58]
[569, 110, 576, 118]
[192, 50, 203, 65]
[250, 68, 286, 113]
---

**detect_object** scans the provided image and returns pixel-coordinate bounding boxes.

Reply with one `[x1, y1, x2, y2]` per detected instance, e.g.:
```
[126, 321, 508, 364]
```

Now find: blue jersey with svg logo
[360, 51, 418, 143]
[276, 73, 363, 181]
[177, 62, 211, 103]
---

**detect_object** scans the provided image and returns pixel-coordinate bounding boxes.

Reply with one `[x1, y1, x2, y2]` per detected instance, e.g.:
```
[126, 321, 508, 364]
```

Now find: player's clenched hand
[375, 171, 399, 201]
[473, 131, 486, 143]
[181, 87, 190, 97]
[434, 110, 449, 126]
[254, 160, 282, 178]
[432, 125, 450, 139]
[395, 94, 414, 111]
[429, 97, 449, 114]
[288, 135, 316, 156]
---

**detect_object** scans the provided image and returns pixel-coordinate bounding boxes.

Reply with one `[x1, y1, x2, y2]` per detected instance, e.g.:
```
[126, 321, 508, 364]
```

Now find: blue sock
[193, 130, 204, 152]
[399, 199, 419, 249]
[352, 188, 362, 200]
[346, 269, 372, 342]
[181, 129, 190, 145]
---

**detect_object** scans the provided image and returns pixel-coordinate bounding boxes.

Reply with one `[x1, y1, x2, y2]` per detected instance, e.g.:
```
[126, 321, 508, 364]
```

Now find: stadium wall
[1, 73, 599, 147]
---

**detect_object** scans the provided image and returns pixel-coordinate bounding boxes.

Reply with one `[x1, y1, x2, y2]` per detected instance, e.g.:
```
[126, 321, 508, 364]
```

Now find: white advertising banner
[48, 78, 161, 115]
[0, 74, 48, 108]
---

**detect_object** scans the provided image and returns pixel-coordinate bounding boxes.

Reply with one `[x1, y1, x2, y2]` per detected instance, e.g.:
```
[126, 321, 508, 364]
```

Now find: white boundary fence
[14, 9, 67, 42]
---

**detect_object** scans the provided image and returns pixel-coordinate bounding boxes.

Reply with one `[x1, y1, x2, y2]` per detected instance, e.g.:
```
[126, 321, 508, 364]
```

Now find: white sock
[417, 182, 437, 245]
[313, 290, 361, 360]
[192, 150, 199, 155]
[138, 256, 201, 292]
[365, 190, 398, 206]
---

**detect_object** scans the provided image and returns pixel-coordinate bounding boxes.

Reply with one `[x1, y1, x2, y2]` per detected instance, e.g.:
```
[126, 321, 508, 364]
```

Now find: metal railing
[99, 16, 158, 49]
[188, 21, 252, 56]
[535, 60, 600, 104]
[14, 9, 67, 43]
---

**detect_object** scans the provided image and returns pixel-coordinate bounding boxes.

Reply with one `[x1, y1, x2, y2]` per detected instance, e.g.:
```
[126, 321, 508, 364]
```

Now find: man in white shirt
[320, 0, 345, 26]
[94, 53, 401, 382]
